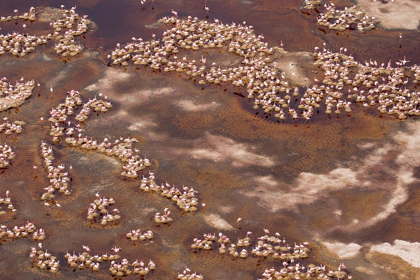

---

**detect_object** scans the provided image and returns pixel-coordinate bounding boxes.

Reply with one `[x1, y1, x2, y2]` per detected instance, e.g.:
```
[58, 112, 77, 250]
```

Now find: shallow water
[0, 0, 420, 279]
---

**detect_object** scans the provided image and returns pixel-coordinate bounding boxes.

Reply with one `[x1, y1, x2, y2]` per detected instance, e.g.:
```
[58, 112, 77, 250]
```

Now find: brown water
[0, 0, 420, 279]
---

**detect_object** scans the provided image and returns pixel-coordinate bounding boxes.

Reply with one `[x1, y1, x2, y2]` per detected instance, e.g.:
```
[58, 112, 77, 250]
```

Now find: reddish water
[0, 0, 419, 279]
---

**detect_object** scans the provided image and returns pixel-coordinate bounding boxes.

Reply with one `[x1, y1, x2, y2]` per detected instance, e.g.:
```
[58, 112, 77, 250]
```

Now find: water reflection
[0, 0, 419, 279]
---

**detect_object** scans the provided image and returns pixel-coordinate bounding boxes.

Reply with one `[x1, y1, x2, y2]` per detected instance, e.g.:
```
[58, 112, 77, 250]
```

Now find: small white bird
[82, 245, 91, 252]
[111, 246, 121, 253]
